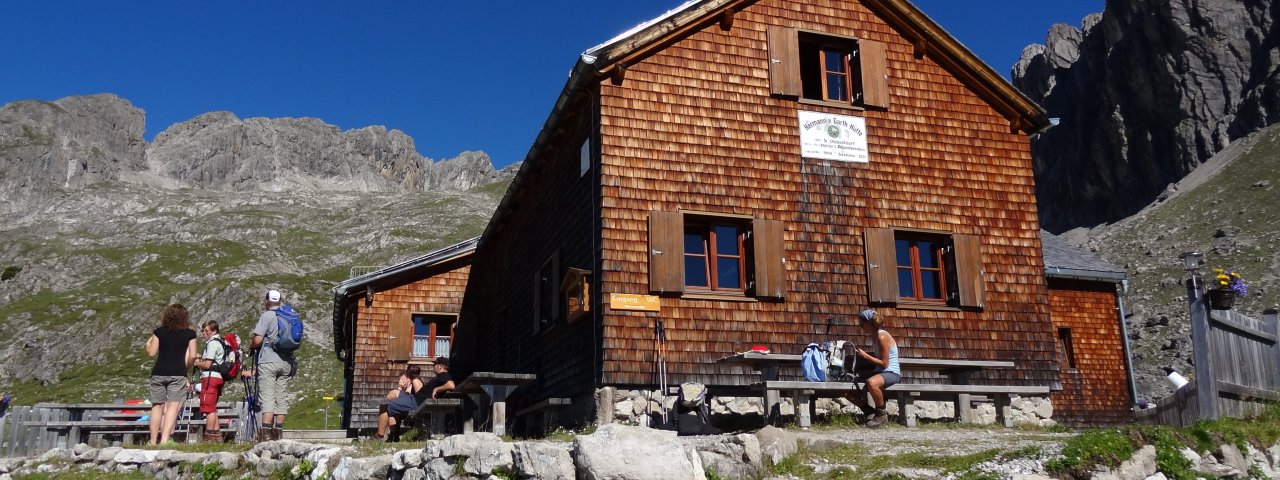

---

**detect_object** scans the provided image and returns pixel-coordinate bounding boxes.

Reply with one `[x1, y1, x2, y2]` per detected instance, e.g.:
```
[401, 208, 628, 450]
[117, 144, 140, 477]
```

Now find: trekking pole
[656, 319, 668, 425]
[182, 368, 198, 443]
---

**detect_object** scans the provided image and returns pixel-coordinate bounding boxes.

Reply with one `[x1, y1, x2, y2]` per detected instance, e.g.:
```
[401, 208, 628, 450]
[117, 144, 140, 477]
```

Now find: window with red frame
[684, 222, 747, 293]
[895, 233, 948, 302]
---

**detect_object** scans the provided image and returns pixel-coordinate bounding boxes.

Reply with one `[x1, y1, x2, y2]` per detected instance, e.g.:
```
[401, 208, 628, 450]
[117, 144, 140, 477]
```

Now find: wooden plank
[1209, 310, 1276, 344]
[863, 228, 897, 304]
[953, 234, 985, 308]
[648, 211, 685, 294]
[766, 25, 801, 97]
[752, 218, 787, 298]
[387, 310, 413, 362]
[858, 39, 890, 108]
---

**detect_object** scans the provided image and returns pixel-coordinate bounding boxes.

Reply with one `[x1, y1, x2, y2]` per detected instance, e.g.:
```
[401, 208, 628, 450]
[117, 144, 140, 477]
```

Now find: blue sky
[0, 1, 1102, 169]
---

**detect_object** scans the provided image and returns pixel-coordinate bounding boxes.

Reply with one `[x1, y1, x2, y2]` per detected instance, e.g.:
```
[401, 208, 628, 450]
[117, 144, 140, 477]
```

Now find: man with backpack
[250, 289, 302, 441]
[193, 320, 239, 443]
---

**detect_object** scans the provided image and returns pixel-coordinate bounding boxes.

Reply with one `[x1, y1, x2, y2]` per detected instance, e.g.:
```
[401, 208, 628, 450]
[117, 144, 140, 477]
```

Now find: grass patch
[2, 265, 20, 280]
[768, 441, 1033, 479]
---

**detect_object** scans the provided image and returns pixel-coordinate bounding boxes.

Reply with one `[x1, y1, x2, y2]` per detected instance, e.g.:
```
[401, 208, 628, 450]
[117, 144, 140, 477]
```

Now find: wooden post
[795, 391, 811, 428]
[594, 387, 614, 426]
[1187, 277, 1218, 421]
[1265, 309, 1279, 391]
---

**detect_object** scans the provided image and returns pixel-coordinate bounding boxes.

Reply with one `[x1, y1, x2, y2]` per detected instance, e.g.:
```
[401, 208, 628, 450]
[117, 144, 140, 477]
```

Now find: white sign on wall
[797, 110, 869, 163]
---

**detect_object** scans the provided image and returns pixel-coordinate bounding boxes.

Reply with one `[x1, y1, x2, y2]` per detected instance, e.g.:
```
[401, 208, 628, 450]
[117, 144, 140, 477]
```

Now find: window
[768, 26, 889, 108]
[411, 313, 454, 358]
[684, 221, 747, 292]
[648, 211, 786, 298]
[562, 268, 591, 322]
[533, 255, 559, 332]
[864, 228, 984, 308]
[1057, 327, 1077, 369]
[895, 233, 948, 302]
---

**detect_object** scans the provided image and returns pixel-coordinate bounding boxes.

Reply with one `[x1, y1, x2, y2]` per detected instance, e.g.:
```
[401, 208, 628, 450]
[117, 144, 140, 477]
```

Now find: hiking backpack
[212, 333, 244, 378]
[273, 304, 304, 351]
[801, 343, 828, 382]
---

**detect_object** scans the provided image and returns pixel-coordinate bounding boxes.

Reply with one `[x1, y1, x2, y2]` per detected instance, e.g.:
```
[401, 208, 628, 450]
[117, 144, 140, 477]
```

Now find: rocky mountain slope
[1061, 123, 1280, 401]
[1013, 0, 1280, 232]
[0, 94, 513, 426]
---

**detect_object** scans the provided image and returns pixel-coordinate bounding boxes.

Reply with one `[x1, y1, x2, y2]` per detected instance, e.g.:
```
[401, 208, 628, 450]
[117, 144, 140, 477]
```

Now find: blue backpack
[273, 305, 303, 351]
[801, 343, 828, 382]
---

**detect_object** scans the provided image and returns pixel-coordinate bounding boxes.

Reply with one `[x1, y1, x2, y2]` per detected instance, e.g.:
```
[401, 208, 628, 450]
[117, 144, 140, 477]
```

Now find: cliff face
[0, 94, 147, 212]
[0, 94, 513, 200]
[1014, 0, 1280, 232]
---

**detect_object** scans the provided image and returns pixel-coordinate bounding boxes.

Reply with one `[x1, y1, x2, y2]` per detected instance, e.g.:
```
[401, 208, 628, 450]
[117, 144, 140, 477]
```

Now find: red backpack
[213, 333, 244, 378]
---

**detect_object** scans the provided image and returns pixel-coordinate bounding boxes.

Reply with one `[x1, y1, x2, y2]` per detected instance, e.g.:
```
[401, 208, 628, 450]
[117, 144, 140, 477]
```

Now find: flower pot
[1207, 288, 1236, 310]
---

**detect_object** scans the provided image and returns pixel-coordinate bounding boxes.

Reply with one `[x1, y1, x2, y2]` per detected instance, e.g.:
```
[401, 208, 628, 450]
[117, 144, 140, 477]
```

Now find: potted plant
[1207, 268, 1248, 310]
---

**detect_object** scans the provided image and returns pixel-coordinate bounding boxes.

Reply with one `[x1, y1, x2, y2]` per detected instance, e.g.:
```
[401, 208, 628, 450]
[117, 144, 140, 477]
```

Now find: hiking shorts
[198, 377, 224, 414]
[257, 361, 294, 415]
[148, 375, 188, 404]
[877, 371, 901, 388]
[387, 392, 418, 417]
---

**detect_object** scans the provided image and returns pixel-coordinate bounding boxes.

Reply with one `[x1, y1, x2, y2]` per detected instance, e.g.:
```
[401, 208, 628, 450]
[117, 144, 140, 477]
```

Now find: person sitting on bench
[374, 357, 455, 440]
[846, 309, 900, 428]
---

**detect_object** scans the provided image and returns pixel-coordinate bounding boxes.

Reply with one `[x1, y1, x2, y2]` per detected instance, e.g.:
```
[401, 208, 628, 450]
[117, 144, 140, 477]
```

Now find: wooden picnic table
[456, 372, 535, 436]
[716, 352, 1026, 427]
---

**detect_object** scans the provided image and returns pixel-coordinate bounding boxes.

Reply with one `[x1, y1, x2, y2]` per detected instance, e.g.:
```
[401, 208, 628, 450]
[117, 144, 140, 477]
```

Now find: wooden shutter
[952, 234, 985, 308]
[767, 26, 802, 97]
[648, 211, 685, 294]
[864, 228, 897, 303]
[858, 39, 890, 109]
[387, 311, 414, 362]
[752, 218, 786, 298]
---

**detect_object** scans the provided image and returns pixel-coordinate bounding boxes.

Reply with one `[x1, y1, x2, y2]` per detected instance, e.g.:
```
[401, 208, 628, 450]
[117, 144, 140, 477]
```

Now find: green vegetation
[1044, 428, 1133, 476]
[765, 441, 1031, 479]
[2, 265, 19, 280]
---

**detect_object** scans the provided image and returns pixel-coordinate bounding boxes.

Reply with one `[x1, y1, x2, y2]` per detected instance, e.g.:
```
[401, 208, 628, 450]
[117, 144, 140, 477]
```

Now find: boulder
[681, 433, 764, 480]
[439, 431, 503, 458]
[574, 424, 704, 480]
[462, 441, 514, 477]
[755, 425, 797, 465]
[512, 441, 575, 480]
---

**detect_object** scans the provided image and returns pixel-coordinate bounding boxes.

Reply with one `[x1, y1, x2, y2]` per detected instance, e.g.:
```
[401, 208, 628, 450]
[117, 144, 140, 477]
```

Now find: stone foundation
[602, 387, 1057, 427]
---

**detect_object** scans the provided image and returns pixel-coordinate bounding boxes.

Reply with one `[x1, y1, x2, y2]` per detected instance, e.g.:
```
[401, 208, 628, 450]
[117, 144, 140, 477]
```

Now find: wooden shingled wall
[349, 267, 470, 426]
[595, 0, 1056, 388]
[1048, 278, 1134, 426]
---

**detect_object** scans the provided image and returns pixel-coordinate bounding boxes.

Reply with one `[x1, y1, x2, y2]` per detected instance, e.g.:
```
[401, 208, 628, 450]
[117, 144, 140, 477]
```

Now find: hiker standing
[193, 320, 227, 442]
[250, 289, 297, 441]
[145, 303, 198, 446]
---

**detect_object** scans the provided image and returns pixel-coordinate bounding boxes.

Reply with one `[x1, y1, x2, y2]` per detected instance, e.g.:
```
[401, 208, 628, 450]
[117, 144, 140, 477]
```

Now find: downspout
[1116, 279, 1140, 406]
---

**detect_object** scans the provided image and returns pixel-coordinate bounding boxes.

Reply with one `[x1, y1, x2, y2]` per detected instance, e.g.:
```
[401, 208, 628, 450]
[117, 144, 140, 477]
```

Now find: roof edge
[1045, 267, 1127, 283]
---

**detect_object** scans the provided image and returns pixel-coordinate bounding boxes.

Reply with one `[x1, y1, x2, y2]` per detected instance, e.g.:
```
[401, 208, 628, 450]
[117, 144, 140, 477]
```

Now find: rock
[511, 441, 575, 480]
[423, 457, 457, 480]
[462, 441, 513, 477]
[756, 425, 797, 465]
[207, 452, 239, 470]
[439, 431, 503, 458]
[37, 448, 71, 463]
[255, 458, 284, 478]
[401, 467, 427, 480]
[681, 433, 764, 480]
[1218, 443, 1250, 473]
[392, 449, 424, 470]
[1013, 0, 1280, 231]
[574, 424, 704, 480]
[96, 447, 123, 462]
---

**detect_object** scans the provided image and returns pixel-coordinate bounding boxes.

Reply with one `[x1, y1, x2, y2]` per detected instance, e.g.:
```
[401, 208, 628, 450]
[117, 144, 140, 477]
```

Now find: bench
[514, 398, 571, 436]
[756, 380, 1050, 428]
[358, 396, 464, 440]
[25, 401, 244, 446]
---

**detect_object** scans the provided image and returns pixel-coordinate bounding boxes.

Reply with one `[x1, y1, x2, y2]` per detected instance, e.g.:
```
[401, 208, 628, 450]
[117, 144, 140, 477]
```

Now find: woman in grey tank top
[849, 309, 899, 428]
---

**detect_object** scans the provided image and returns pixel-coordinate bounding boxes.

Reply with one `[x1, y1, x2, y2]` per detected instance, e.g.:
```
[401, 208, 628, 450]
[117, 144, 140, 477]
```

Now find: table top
[716, 352, 1014, 370]
[457, 372, 536, 392]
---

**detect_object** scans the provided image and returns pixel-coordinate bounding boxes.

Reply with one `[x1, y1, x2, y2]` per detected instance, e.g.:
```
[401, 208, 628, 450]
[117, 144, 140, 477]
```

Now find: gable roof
[1041, 230, 1126, 283]
[483, 0, 1048, 242]
[330, 236, 479, 360]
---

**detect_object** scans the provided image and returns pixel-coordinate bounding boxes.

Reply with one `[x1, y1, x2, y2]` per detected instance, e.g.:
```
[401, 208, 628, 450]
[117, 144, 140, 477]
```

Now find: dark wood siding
[1048, 278, 1133, 426]
[595, 0, 1054, 388]
[453, 111, 600, 407]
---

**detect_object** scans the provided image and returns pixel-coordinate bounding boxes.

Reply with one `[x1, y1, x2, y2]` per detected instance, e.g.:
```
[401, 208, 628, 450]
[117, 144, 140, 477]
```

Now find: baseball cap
[859, 309, 877, 321]
[266, 290, 282, 302]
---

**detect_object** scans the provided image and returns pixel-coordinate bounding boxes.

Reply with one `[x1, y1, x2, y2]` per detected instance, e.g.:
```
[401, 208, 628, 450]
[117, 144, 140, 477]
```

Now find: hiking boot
[271, 427, 283, 441]
[866, 410, 889, 429]
[256, 427, 270, 442]
[203, 431, 223, 443]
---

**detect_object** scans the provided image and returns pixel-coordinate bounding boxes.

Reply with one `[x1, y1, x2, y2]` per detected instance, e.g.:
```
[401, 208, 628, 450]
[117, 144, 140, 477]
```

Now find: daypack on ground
[801, 343, 828, 382]
[212, 333, 244, 378]
[273, 305, 303, 351]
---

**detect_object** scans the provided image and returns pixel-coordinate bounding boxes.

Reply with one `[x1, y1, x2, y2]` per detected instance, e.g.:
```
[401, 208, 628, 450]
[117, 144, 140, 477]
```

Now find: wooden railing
[1136, 282, 1279, 426]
